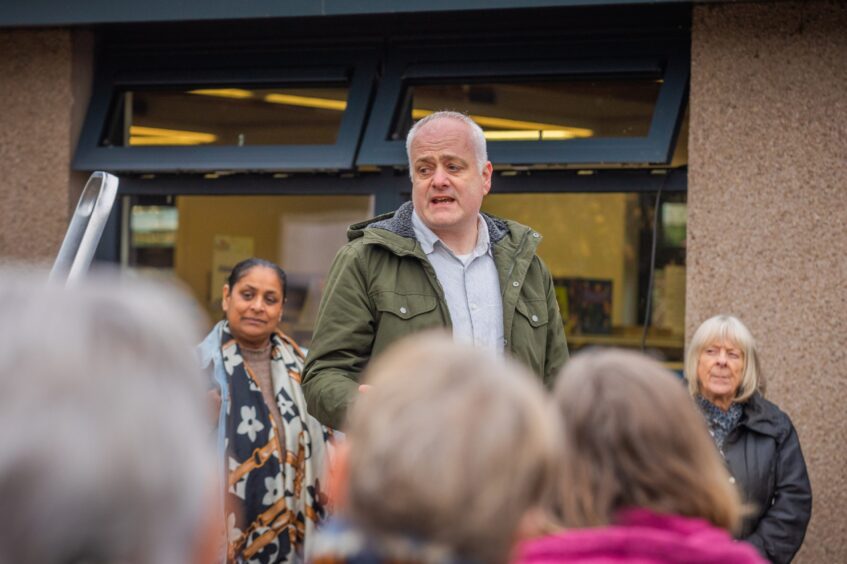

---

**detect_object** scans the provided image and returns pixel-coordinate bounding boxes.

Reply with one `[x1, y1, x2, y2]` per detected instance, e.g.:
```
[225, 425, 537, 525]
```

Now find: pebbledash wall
[687, 2, 846, 561]
[0, 1, 845, 561]
[0, 29, 74, 262]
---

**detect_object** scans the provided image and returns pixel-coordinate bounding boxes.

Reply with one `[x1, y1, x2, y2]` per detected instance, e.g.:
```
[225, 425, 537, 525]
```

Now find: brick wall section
[689, 2, 847, 561]
[0, 29, 72, 263]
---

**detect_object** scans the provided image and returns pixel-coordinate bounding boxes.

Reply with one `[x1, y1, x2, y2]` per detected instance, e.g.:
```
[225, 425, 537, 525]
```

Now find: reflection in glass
[102, 86, 349, 147]
[482, 191, 686, 363]
[125, 194, 374, 346]
[392, 78, 661, 142]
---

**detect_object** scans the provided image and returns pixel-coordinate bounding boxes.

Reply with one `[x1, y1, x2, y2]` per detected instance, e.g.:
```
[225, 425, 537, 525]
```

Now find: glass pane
[482, 191, 686, 365]
[124, 194, 374, 346]
[102, 86, 349, 147]
[392, 78, 661, 142]
[129, 202, 178, 270]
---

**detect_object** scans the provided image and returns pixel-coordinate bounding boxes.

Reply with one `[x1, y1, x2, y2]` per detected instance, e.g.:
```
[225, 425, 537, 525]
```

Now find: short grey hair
[0, 269, 216, 564]
[343, 332, 560, 564]
[685, 314, 764, 403]
[405, 111, 488, 178]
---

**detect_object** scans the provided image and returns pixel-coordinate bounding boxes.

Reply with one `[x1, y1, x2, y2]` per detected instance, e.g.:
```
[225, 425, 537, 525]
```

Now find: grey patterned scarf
[696, 396, 743, 452]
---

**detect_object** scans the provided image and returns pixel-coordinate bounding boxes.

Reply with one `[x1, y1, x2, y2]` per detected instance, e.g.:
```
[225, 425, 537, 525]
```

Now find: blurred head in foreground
[0, 270, 218, 564]
[552, 348, 743, 532]
[320, 333, 560, 563]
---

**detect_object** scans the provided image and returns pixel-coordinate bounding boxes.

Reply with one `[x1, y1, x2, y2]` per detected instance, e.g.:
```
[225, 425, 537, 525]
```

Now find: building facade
[0, 1, 844, 561]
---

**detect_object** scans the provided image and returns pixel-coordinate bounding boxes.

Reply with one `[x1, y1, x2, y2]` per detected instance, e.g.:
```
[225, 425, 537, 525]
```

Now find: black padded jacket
[723, 393, 812, 564]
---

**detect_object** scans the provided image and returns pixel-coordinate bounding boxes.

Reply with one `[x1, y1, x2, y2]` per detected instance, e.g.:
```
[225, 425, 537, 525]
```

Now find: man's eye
[418, 167, 431, 175]
[447, 163, 461, 172]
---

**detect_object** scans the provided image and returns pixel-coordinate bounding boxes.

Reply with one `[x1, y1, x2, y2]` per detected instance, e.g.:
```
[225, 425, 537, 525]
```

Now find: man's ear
[482, 161, 493, 195]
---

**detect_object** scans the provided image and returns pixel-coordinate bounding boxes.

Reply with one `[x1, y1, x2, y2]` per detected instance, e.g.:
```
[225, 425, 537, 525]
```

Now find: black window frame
[357, 38, 689, 167]
[74, 48, 379, 173]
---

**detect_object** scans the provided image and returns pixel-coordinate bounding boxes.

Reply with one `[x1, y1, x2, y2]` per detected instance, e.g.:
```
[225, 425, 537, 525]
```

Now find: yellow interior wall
[174, 194, 372, 324]
[482, 193, 638, 326]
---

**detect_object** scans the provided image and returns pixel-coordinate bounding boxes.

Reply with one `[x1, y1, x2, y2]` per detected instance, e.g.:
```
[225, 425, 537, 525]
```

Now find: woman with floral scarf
[198, 258, 333, 563]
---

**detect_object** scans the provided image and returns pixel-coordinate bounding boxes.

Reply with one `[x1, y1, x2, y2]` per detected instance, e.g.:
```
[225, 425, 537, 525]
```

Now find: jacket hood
[347, 201, 512, 245]
[740, 392, 791, 440]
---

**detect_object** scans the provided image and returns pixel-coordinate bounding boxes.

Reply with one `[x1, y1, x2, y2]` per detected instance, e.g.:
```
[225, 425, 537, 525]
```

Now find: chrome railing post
[50, 171, 119, 284]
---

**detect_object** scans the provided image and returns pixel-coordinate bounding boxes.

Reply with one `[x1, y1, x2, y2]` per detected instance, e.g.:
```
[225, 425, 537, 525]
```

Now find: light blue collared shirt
[412, 210, 504, 353]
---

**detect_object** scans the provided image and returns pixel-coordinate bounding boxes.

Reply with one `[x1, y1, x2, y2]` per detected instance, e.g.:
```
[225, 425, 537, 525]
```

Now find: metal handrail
[49, 171, 119, 284]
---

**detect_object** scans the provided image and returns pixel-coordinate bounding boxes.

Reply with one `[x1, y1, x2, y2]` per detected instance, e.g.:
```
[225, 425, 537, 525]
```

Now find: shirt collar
[411, 208, 491, 258]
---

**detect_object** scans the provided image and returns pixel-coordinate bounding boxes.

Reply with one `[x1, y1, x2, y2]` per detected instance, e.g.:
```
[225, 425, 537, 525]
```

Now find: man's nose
[431, 165, 450, 187]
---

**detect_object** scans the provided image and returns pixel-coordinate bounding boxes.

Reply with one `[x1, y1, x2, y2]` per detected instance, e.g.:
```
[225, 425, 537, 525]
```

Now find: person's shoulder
[197, 321, 223, 367]
[518, 511, 765, 564]
[744, 393, 796, 438]
[482, 212, 539, 246]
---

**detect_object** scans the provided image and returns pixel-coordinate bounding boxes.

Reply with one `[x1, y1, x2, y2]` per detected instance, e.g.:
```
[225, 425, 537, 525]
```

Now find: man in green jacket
[302, 111, 569, 429]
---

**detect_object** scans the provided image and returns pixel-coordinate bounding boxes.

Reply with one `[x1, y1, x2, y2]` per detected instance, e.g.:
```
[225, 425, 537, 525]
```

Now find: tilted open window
[74, 48, 378, 172]
[357, 38, 688, 168]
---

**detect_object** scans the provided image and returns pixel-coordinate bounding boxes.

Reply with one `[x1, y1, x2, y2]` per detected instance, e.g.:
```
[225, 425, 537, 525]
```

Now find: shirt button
[399, 307, 407, 314]
[470, 303, 478, 311]
[531, 314, 539, 322]
[512, 281, 519, 287]
[532, 232, 540, 238]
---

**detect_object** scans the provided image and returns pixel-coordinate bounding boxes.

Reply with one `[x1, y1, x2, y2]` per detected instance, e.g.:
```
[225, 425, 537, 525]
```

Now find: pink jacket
[515, 508, 766, 564]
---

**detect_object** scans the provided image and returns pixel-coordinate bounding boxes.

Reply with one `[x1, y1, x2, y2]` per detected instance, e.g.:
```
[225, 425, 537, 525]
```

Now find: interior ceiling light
[189, 88, 254, 99]
[182, 90, 593, 139]
[412, 108, 592, 139]
[484, 130, 590, 141]
[264, 93, 347, 111]
[187, 89, 348, 111]
[129, 125, 217, 146]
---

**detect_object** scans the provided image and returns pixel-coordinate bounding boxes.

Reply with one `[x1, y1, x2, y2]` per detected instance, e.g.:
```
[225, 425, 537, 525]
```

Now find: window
[74, 49, 377, 172]
[482, 189, 687, 364]
[123, 193, 375, 344]
[391, 78, 661, 142]
[103, 86, 350, 147]
[358, 39, 688, 167]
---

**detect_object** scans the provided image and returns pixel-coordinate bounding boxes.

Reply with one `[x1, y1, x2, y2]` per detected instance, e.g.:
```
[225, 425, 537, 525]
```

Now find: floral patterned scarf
[221, 322, 332, 563]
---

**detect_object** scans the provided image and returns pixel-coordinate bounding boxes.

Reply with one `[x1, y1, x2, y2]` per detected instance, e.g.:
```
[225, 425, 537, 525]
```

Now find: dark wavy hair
[226, 258, 287, 302]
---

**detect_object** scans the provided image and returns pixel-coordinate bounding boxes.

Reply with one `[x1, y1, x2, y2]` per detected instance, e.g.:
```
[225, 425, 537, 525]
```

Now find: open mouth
[431, 196, 455, 205]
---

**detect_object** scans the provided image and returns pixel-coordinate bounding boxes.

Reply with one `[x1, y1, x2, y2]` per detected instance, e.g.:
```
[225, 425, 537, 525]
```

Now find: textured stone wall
[689, 2, 847, 561]
[0, 29, 73, 264]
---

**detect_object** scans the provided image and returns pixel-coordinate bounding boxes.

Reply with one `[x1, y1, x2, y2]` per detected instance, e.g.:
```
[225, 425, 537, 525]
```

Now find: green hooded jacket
[302, 202, 569, 428]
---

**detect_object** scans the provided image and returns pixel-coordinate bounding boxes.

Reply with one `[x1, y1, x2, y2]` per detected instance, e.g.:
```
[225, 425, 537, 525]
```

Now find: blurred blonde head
[553, 349, 744, 532]
[686, 314, 764, 403]
[0, 269, 217, 564]
[343, 332, 560, 563]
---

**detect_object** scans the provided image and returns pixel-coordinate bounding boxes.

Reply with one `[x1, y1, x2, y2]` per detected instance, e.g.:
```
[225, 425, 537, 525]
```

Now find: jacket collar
[739, 392, 787, 439]
[348, 201, 510, 245]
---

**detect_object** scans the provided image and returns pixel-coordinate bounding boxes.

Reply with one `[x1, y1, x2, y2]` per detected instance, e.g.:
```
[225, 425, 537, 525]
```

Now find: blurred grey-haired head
[0, 269, 216, 564]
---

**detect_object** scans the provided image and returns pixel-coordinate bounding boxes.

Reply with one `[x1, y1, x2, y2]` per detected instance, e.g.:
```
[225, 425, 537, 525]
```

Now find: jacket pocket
[373, 292, 439, 320]
[371, 292, 443, 356]
[511, 298, 549, 376]
[515, 298, 549, 328]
